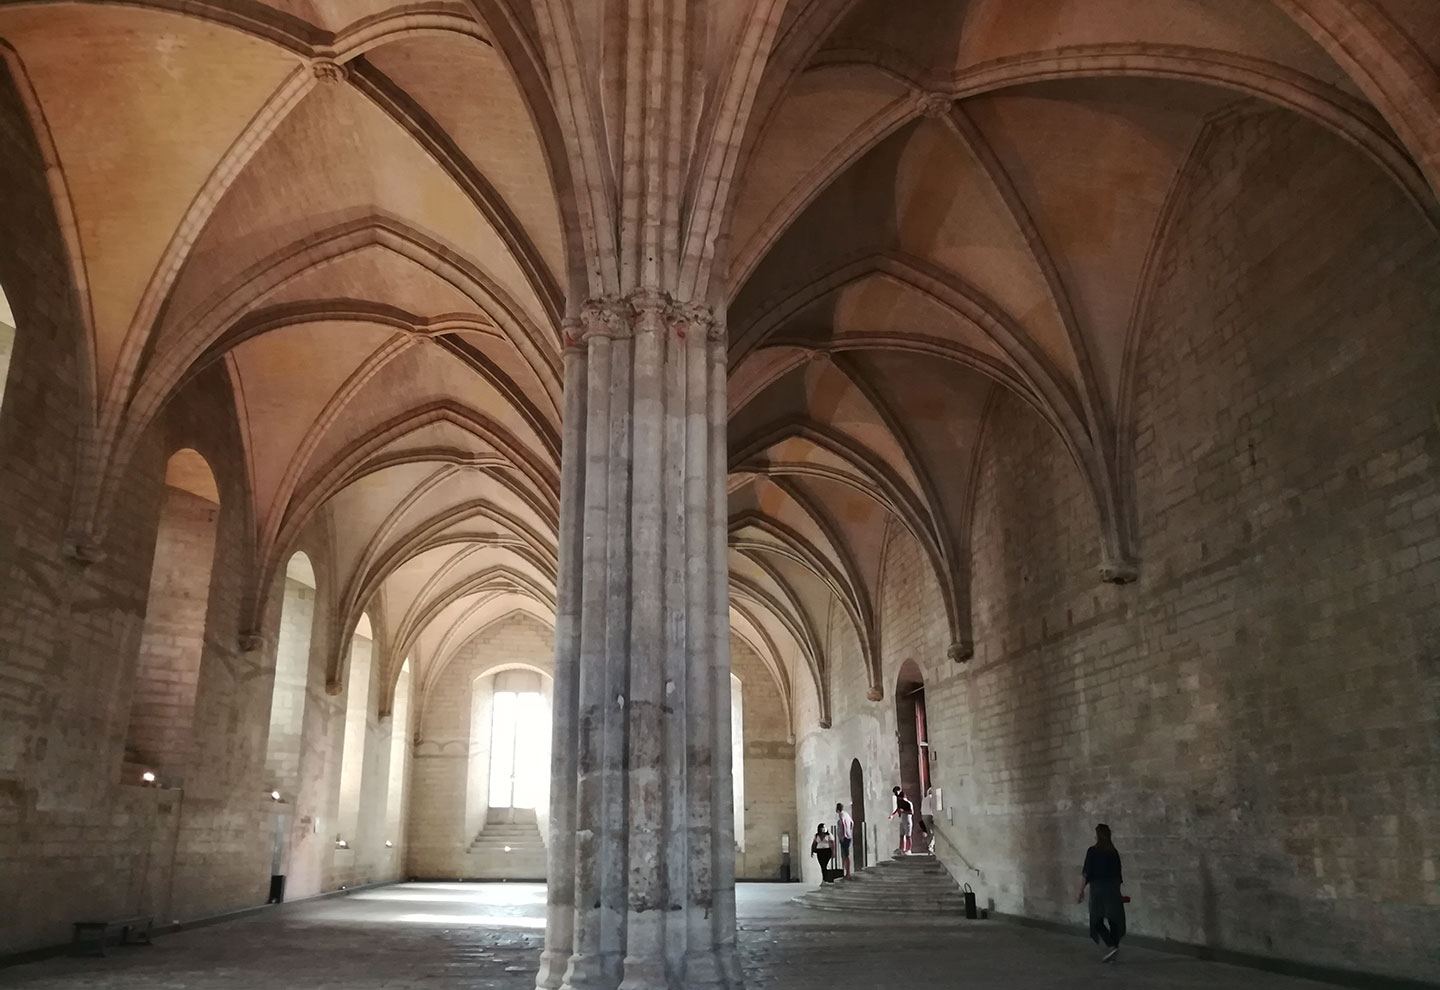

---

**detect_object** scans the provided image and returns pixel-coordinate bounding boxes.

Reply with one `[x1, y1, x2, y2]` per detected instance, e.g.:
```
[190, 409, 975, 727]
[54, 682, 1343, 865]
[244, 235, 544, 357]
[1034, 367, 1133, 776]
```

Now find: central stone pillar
[538, 289, 737, 990]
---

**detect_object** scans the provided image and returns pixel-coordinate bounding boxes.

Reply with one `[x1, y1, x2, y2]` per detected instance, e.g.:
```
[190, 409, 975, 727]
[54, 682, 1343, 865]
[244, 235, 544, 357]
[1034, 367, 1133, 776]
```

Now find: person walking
[835, 802, 855, 877]
[888, 786, 914, 855]
[1077, 823, 1126, 962]
[810, 824, 836, 883]
[919, 786, 936, 854]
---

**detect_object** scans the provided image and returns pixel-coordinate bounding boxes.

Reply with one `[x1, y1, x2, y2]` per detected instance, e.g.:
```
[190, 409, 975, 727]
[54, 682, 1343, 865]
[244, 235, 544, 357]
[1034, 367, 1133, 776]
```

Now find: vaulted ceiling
[1, 0, 1434, 724]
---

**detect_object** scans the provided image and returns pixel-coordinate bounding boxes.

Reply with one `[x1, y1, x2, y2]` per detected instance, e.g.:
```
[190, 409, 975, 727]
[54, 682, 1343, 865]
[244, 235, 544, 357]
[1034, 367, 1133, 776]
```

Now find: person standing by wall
[1077, 823, 1126, 962]
[835, 802, 855, 878]
[888, 786, 914, 855]
[810, 824, 836, 883]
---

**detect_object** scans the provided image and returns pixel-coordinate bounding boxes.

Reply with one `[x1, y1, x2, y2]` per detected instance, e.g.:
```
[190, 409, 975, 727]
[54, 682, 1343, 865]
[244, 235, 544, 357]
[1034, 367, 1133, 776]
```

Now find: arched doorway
[894, 661, 929, 819]
[849, 758, 867, 869]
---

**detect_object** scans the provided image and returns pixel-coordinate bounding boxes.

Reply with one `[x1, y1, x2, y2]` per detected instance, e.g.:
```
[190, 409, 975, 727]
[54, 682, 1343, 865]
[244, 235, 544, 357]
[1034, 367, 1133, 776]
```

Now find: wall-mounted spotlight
[335, 837, 349, 849]
[384, 840, 394, 848]
[270, 791, 281, 802]
[141, 771, 156, 784]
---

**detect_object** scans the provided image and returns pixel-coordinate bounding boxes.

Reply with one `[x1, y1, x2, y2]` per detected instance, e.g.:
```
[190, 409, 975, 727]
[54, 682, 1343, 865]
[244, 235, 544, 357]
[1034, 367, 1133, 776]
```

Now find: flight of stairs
[793, 853, 970, 914]
[466, 820, 548, 880]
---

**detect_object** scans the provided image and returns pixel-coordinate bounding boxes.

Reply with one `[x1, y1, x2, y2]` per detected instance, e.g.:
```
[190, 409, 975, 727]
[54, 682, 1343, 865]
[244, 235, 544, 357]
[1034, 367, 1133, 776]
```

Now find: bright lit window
[488, 687, 546, 809]
[0, 282, 14, 410]
[731, 673, 744, 851]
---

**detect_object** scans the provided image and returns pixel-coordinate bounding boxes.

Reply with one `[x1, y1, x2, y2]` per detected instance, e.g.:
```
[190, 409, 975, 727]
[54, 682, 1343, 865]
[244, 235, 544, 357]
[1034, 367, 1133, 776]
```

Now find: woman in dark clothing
[1077, 823, 1126, 962]
[811, 824, 836, 882]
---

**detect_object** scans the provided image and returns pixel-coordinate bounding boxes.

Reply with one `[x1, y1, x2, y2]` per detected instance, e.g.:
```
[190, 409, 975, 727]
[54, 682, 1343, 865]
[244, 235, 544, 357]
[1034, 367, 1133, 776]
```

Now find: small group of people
[887, 784, 935, 855]
[810, 783, 940, 882]
[809, 802, 856, 882]
[812, 798, 1129, 965]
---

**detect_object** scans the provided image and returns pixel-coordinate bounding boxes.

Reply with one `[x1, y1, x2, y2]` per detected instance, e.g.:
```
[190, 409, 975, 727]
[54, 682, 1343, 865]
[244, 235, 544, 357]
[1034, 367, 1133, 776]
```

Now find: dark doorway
[895, 661, 928, 814]
[849, 758, 867, 869]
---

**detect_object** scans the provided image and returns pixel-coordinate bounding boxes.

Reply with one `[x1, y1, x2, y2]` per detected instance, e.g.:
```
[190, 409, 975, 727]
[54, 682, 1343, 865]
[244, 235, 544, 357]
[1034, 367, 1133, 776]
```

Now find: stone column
[538, 291, 736, 990]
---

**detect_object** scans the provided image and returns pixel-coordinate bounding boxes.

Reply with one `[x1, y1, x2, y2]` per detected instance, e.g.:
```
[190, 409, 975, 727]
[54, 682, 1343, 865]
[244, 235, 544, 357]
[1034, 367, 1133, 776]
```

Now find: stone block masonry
[793, 109, 1440, 983]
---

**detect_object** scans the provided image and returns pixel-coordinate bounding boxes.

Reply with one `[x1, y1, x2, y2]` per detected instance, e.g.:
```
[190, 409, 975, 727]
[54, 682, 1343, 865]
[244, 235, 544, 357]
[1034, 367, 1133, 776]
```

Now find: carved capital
[238, 630, 266, 653]
[669, 300, 714, 340]
[631, 288, 669, 336]
[948, 640, 974, 663]
[866, 686, 884, 702]
[579, 295, 633, 341]
[560, 316, 585, 353]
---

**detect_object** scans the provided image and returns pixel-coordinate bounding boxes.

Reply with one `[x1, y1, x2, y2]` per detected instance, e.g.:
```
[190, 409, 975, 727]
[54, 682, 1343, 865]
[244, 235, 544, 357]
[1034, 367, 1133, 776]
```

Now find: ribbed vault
[1, 0, 1435, 728]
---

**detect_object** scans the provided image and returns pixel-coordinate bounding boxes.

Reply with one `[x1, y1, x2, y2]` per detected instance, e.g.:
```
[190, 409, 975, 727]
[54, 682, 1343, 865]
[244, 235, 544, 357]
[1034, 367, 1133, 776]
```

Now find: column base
[536, 949, 569, 990]
[617, 954, 669, 990]
[562, 951, 622, 990]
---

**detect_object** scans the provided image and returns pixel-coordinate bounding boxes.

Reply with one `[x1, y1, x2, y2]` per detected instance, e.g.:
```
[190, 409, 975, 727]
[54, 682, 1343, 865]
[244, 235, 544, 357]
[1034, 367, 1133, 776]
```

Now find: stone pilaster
[539, 290, 737, 990]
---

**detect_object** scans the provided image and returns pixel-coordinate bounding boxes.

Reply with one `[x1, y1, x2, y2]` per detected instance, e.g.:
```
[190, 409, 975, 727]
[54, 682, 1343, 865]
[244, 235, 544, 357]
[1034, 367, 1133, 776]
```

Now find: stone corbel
[62, 533, 105, 566]
[948, 639, 974, 663]
[237, 630, 266, 654]
[1097, 556, 1139, 585]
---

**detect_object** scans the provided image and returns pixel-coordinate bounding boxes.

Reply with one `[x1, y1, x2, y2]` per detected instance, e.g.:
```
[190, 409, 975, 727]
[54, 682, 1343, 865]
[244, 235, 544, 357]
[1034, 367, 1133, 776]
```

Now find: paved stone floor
[3, 883, 1338, 989]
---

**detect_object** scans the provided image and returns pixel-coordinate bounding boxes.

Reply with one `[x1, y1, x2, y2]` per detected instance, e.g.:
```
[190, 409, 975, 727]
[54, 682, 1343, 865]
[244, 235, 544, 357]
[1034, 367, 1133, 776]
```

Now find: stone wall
[794, 109, 1440, 981]
[407, 611, 555, 879]
[0, 65, 407, 950]
[733, 637, 798, 880]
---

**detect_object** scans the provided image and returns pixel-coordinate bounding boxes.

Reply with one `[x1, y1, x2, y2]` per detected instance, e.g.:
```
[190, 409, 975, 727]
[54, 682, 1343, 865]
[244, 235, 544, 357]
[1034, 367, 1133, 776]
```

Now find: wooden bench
[71, 916, 153, 957]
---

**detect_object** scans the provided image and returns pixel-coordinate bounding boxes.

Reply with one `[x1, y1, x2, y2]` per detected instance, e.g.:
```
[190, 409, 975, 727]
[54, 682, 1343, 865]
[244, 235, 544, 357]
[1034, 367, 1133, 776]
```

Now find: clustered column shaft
[538, 289, 738, 990]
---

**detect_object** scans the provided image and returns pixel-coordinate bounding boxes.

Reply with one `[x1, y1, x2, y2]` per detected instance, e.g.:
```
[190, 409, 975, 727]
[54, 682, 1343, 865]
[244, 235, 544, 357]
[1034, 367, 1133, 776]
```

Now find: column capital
[574, 289, 721, 343]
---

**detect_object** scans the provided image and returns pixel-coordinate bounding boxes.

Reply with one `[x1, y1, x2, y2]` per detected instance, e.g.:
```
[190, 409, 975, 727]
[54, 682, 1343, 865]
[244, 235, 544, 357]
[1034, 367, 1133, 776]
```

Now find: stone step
[795, 855, 970, 916]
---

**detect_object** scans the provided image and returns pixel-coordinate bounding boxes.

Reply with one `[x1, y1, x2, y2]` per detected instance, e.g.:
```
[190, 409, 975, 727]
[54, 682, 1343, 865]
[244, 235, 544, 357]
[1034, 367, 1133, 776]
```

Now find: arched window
[384, 658, 412, 851]
[0, 282, 14, 411]
[486, 670, 547, 813]
[264, 553, 315, 799]
[124, 449, 220, 786]
[336, 613, 374, 845]
[731, 673, 745, 852]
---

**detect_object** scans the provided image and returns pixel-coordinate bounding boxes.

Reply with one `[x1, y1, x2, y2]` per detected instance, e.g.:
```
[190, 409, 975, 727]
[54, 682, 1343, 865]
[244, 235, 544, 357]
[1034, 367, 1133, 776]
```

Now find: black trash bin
[268, 874, 287, 904]
[962, 883, 978, 919]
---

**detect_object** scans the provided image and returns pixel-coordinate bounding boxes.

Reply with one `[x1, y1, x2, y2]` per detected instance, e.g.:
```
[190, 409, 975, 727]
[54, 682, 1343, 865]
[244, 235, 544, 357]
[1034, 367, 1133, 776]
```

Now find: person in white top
[920, 786, 936, 853]
[834, 802, 855, 878]
[810, 824, 836, 883]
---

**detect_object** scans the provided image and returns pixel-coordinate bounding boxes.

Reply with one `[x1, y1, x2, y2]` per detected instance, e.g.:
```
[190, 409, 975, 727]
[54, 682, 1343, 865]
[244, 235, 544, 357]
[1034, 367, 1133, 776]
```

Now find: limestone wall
[0, 66, 407, 949]
[733, 637, 798, 880]
[795, 109, 1440, 981]
[407, 611, 555, 879]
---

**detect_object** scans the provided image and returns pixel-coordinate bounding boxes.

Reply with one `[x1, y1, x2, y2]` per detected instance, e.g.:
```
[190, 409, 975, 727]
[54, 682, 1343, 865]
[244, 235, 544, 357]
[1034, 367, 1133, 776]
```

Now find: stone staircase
[793, 853, 969, 914]
[466, 820, 548, 880]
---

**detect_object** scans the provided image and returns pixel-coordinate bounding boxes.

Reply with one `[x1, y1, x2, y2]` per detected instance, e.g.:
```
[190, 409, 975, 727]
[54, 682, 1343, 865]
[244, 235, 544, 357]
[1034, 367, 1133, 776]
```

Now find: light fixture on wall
[141, 770, 156, 784]
[270, 790, 281, 802]
[384, 840, 393, 848]
[335, 837, 349, 849]
[503, 845, 512, 853]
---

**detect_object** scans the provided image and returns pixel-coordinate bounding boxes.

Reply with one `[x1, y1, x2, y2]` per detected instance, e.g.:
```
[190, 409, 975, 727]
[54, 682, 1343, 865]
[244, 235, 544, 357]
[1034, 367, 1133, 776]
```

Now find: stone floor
[2, 883, 1339, 989]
